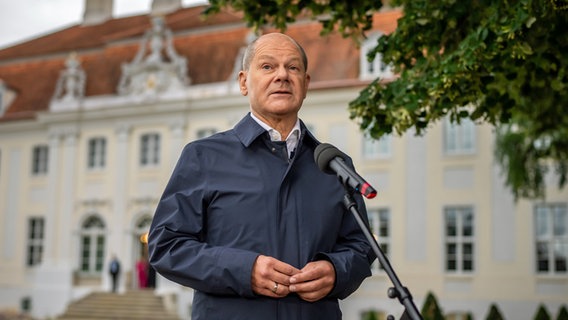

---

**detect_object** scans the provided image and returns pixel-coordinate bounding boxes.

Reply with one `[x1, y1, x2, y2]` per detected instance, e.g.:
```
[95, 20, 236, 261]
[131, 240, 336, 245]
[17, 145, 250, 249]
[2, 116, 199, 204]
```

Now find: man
[149, 32, 374, 319]
[109, 255, 120, 293]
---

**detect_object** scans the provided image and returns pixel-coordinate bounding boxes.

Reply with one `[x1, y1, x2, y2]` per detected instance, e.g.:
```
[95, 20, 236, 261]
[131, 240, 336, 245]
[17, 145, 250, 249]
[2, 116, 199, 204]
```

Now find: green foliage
[421, 291, 444, 320]
[204, 0, 378, 41]
[485, 303, 505, 320]
[361, 310, 379, 320]
[558, 305, 568, 320]
[203, 0, 568, 199]
[534, 304, 552, 320]
[349, 0, 568, 200]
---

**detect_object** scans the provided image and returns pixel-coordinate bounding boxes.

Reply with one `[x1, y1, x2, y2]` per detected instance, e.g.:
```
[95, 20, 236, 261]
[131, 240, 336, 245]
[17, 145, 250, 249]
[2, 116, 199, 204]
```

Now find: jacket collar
[234, 113, 319, 150]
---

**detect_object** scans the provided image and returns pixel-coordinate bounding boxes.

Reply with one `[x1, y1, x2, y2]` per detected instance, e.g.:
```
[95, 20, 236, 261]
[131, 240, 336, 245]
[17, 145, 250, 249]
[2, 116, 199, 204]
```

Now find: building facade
[0, 1, 566, 319]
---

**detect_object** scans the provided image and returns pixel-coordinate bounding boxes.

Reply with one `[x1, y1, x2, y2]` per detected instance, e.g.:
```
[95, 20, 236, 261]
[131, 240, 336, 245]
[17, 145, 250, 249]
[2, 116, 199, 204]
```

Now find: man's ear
[303, 73, 311, 98]
[238, 71, 248, 96]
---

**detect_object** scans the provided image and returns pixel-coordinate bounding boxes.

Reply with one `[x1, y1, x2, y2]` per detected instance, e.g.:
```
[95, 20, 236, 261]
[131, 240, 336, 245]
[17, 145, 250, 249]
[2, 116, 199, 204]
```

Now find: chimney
[83, 0, 113, 25]
[151, 0, 182, 16]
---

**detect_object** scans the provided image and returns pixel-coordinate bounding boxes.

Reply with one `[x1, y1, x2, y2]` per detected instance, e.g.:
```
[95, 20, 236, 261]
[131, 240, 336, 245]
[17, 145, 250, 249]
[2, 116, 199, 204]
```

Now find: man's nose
[275, 66, 290, 81]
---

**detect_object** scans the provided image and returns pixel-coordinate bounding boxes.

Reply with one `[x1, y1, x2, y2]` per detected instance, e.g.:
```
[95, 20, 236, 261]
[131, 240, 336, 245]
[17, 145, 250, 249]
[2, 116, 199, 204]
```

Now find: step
[57, 290, 179, 320]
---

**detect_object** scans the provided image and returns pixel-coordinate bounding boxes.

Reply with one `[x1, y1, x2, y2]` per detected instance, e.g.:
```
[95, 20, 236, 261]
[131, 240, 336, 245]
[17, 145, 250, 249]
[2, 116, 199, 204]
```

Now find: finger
[292, 278, 334, 302]
[251, 255, 298, 297]
[253, 281, 290, 298]
[290, 260, 331, 284]
[272, 259, 302, 277]
[261, 256, 301, 286]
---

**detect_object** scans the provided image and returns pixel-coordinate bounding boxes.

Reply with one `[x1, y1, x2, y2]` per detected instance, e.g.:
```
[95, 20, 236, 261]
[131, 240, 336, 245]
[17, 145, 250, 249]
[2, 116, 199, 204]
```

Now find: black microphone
[314, 143, 377, 199]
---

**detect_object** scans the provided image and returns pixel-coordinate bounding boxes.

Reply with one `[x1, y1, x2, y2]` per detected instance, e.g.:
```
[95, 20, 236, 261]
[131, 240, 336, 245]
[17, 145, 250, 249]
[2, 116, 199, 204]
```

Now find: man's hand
[251, 255, 301, 298]
[289, 260, 335, 302]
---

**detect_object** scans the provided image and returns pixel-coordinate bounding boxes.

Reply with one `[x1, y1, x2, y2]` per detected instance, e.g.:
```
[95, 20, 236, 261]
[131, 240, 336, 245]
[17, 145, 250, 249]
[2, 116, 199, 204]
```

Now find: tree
[485, 303, 505, 320]
[534, 304, 552, 320]
[361, 310, 379, 320]
[205, 0, 568, 199]
[557, 305, 568, 320]
[420, 291, 444, 320]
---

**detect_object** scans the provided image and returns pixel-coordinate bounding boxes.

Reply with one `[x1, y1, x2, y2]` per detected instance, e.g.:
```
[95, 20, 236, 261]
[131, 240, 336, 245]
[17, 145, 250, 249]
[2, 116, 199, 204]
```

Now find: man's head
[238, 33, 310, 122]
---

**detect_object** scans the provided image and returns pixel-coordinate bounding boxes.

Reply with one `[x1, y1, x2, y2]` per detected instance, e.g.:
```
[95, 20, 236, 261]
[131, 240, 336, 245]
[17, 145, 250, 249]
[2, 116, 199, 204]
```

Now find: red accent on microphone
[361, 183, 377, 199]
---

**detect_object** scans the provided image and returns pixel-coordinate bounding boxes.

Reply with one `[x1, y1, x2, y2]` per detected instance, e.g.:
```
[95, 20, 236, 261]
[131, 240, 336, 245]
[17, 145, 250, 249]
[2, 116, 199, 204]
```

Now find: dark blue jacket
[149, 114, 374, 320]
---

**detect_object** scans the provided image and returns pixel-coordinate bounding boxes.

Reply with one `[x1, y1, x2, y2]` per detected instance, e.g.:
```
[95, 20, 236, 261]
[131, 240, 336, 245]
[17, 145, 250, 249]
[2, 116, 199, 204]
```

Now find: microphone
[314, 143, 377, 199]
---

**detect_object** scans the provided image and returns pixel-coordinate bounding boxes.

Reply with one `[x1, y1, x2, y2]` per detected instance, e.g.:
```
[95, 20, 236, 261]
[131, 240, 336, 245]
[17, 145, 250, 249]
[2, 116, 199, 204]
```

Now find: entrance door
[133, 215, 153, 289]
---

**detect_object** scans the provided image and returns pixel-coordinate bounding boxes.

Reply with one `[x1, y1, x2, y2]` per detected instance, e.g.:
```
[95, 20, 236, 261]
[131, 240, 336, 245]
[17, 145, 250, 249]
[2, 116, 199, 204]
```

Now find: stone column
[170, 119, 186, 168]
[112, 124, 131, 292]
[32, 128, 74, 319]
[57, 129, 78, 264]
[43, 130, 62, 266]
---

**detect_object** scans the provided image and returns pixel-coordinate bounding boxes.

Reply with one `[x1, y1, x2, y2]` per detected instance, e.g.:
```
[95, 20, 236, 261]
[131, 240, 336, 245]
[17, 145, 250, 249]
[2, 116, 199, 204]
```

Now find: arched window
[79, 215, 106, 274]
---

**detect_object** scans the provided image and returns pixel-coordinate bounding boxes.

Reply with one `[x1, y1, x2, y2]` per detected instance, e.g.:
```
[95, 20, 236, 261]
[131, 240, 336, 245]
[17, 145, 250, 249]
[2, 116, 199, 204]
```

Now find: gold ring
[272, 282, 279, 293]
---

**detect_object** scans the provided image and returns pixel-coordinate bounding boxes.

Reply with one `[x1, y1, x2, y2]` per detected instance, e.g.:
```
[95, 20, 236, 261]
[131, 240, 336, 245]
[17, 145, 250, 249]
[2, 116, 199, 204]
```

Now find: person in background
[136, 256, 148, 288]
[148, 32, 374, 320]
[109, 254, 121, 293]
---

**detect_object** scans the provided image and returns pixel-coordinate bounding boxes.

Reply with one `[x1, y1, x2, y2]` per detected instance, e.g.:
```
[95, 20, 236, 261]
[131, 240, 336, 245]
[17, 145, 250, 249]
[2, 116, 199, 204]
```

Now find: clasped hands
[251, 255, 335, 302]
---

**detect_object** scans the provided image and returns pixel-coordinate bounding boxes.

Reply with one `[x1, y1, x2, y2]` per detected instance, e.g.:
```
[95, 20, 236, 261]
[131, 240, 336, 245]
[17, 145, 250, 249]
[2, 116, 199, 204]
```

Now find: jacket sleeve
[148, 143, 259, 297]
[316, 186, 376, 300]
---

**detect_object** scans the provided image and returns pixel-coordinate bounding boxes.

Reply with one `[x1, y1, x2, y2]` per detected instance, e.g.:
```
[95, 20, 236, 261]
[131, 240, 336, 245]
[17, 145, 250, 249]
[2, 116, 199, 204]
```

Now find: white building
[0, 1, 566, 319]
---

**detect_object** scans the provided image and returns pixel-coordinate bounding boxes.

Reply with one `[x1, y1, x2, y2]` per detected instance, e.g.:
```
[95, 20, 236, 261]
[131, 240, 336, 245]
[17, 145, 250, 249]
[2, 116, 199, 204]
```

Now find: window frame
[87, 137, 107, 170]
[359, 32, 394, 81]
[31, 144, 49, 176]
[367, 208, 391, 273]
[362, 135, 392, 160]
[79, 215, 106, 275]
[534, 203, 567, 275]
[444, 206, 475, 274]
[26, 217, 45, 267]
[443, 117, 476, 156]
[139, 133, 161, 167]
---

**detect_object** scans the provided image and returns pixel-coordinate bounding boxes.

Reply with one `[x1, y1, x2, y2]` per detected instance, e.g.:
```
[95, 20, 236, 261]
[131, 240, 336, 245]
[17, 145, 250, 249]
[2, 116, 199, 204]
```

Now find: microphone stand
[343, 191, 423, 320]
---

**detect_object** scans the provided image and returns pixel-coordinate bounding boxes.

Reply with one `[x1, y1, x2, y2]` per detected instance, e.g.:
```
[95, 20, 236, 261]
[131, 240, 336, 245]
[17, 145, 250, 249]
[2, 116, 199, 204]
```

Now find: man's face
[238, 34, 310, 120]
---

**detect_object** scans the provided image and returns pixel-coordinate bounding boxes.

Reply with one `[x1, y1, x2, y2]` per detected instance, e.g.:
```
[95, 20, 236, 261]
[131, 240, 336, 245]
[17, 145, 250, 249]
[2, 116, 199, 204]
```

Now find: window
[87, 137, 106, 169]
[445, 206, 475, 272]
[360, 32, 393, 80]
[443, 117, 476, 155]
[79, 215, 106, 274]
[196, 128, 217, 139]
[535, 203, 567, 274]
[140, 133, 160, 166]
[31, 145, 49, 175]
[368, 208, 390, 273]
[26, 217, 45, 267]
[363, 135, 391, 159]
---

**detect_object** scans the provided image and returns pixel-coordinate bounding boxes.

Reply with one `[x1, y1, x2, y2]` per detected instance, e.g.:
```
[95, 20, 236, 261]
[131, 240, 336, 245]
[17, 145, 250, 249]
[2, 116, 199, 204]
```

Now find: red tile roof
[0, 5, 401, 122]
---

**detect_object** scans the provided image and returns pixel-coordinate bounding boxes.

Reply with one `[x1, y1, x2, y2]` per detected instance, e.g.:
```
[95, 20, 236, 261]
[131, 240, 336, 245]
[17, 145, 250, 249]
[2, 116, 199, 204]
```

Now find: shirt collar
[249, 112, 300, 141]
[234, 113, 319, 152]
[249, 112, 301, 158]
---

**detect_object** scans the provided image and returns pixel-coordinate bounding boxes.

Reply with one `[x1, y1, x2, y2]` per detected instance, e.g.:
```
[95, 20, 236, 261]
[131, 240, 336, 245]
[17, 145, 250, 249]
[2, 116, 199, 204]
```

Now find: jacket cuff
[313, 252, 340, 297]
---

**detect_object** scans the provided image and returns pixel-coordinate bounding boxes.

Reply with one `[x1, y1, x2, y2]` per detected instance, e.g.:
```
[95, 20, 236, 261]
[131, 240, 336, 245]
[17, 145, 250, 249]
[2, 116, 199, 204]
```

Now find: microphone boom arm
[343, 192, 423, 320]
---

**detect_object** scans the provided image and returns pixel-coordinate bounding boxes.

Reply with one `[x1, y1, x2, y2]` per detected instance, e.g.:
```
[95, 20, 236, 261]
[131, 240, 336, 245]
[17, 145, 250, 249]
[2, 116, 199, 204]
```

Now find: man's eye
[262, 65, 271, 70]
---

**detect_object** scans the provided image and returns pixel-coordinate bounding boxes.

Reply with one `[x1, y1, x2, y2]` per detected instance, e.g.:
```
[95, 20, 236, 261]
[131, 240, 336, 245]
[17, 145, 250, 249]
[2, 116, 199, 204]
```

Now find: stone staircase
[57, 290, 179, 320]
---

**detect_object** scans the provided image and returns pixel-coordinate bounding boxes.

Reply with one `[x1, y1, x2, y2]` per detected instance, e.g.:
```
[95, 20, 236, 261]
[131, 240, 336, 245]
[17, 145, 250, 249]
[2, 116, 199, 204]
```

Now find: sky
[0, 0, 207, 49]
